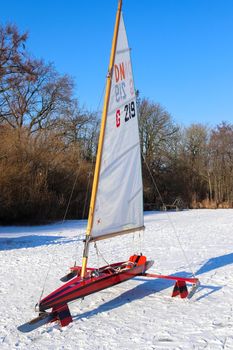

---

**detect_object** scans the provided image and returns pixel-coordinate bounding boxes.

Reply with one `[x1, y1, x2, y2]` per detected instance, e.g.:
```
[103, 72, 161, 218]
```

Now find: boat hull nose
[145, 260, 154, 271]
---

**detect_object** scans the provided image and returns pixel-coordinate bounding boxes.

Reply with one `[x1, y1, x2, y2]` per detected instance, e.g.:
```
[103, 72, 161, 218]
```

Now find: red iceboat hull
[18, 254, 199, 332]
[39, 255, 153, 312]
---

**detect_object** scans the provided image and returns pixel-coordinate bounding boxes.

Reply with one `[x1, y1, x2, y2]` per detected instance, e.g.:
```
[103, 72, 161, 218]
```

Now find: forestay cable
[142, 153, 196, 278]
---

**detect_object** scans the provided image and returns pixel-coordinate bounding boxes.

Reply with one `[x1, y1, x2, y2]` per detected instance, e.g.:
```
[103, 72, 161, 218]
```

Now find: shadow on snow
[0, 235, 83, 251]
[190, 252, 233, 301]
[73, 277, 173, 323]
[0, 220, 86, 250]
[195, 252, 233, 276]
[72, 252, 233, 321]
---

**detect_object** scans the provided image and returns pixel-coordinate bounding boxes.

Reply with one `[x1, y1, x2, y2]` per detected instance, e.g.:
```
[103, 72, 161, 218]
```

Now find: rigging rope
[94, 242, 111, 268]
[142, 153, 196, 278]
[38, 83, 107, 304]
[62, 169, 80, 223]
[38, 243, 60, 303]
[38, 170, 81, 303]
[82, 171, 92, 220]
[38, 76, 119, 304]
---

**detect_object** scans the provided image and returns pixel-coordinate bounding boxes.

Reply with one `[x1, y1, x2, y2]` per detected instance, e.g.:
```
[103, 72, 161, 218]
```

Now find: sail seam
[100, 142, 140, 177]
[128, 187, 142, 203]
[116, 48, 130, 54]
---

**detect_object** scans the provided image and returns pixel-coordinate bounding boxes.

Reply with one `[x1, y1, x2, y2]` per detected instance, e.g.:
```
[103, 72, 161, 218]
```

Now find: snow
[0, 209, 233, 349]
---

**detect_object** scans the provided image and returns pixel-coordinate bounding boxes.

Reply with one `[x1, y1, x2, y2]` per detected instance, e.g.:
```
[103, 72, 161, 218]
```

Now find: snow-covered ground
[0, 209, 233, 350]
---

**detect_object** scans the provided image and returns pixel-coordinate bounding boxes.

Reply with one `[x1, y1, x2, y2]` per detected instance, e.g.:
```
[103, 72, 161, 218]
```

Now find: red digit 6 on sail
[116, 109, 120, 127]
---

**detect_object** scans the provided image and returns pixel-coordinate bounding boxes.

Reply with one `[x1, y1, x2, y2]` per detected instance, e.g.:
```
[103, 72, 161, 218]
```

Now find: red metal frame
[141, 272, 200, 299]
[143, 273, 199, 284]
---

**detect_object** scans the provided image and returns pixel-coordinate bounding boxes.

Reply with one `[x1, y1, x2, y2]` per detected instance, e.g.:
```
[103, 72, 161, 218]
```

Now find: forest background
[0, 25, 232, 224]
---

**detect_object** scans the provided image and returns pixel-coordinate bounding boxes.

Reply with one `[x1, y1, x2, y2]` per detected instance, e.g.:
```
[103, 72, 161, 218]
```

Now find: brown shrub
[0, 128, 92, 224]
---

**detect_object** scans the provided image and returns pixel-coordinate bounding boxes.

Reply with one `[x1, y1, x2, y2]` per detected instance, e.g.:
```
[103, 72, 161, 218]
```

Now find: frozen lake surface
[0, 209, 233, 349]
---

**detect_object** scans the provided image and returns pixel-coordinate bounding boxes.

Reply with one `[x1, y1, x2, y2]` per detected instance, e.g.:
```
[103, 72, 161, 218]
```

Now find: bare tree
[209, 122, 233, 205]
[0, 60, 73, 132]
[0, 24, 40, 101]
[177, 124, 210, 205]
[138, 97, 179, 206]
[138, 98, 178, 163]
[59, 100, 100, 160]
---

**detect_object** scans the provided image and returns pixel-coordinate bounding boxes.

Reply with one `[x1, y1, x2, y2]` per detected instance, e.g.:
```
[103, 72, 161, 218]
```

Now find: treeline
[140, 100, 233, 209]
[0, 25, 98, 223]
[0, 25, 232, 224]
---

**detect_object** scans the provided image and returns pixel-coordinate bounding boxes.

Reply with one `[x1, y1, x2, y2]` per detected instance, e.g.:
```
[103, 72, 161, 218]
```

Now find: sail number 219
[116, 101, 136, 128]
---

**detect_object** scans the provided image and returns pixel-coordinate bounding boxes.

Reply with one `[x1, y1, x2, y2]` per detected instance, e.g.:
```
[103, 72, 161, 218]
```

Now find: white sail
[91, 13, 144, 240]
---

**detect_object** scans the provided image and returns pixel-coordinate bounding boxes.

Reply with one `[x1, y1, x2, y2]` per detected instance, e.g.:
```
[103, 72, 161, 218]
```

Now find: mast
[81, 0, 123, 278]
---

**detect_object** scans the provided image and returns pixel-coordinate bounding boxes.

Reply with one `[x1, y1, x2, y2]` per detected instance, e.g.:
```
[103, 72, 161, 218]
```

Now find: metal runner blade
[17, 312, 54, 333]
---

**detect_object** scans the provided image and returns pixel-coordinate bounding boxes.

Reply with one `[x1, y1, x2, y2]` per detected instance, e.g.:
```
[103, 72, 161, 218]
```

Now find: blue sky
[1, 0, 233, 126]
